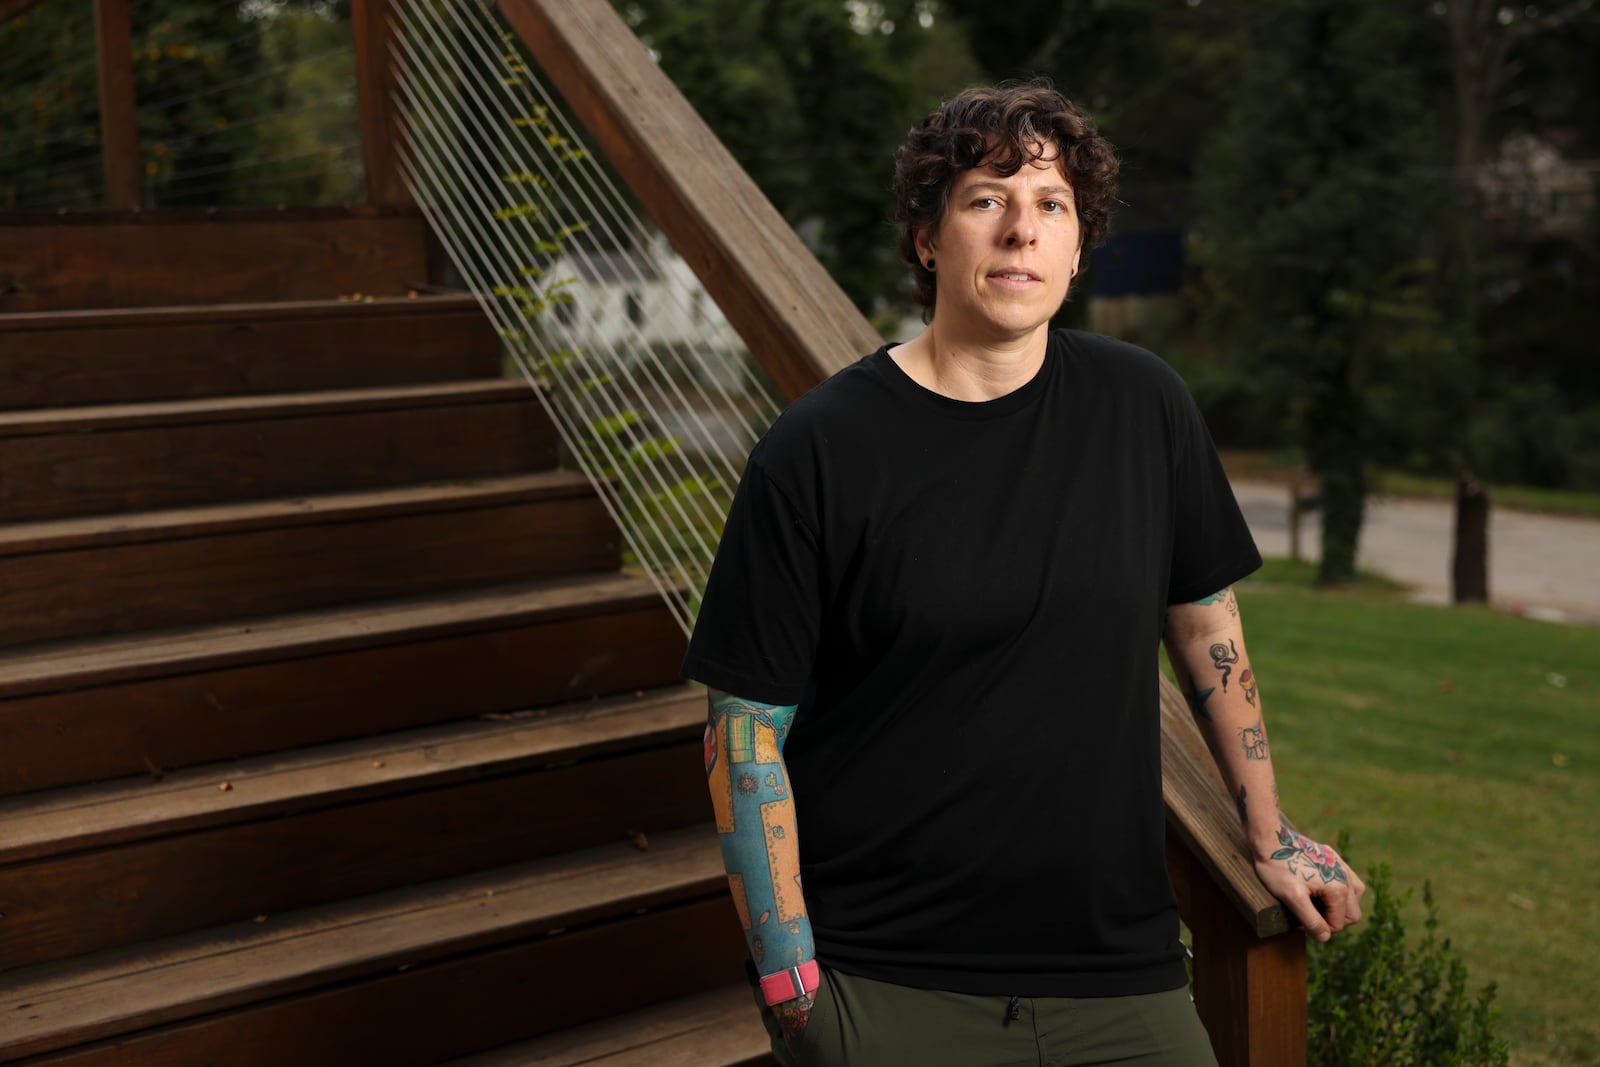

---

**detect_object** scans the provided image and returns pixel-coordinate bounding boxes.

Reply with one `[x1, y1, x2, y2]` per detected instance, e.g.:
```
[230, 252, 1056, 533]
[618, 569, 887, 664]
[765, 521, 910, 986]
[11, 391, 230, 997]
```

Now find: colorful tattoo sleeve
[705, 690, 813, 980]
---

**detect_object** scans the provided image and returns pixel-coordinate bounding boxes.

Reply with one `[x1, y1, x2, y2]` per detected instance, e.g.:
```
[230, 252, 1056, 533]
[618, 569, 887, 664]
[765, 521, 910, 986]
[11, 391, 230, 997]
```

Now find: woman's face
[915, 146, 1082, 343]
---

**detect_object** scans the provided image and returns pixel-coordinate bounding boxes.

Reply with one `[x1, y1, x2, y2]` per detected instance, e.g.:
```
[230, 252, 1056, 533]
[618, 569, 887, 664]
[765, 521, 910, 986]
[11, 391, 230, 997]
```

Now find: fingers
[1288, 889, 1333, 942]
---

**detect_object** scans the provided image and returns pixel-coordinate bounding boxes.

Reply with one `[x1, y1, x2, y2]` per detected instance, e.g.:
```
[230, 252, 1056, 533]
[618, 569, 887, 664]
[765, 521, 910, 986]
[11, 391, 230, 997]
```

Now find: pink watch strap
[759, 959, 821, 1005]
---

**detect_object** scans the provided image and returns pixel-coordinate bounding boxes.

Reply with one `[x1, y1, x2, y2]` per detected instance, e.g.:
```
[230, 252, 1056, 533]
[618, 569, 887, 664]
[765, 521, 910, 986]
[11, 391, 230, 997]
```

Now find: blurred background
[3, 2, 1596, 1064]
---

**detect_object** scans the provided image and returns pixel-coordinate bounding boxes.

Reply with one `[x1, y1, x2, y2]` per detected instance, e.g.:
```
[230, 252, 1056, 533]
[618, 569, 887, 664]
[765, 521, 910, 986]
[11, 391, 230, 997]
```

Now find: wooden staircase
[0, 278, 769, 1062]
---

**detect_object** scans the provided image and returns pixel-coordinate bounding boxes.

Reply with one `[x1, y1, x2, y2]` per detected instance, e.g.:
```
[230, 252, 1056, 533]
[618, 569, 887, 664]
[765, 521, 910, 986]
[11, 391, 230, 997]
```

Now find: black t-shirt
[682, 329, 1261, 997]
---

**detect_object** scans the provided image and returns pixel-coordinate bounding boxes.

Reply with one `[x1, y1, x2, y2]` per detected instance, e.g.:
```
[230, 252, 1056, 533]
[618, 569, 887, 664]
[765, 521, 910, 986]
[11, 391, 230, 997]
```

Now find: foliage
[1230, 570, 1600, 1063]
[1308, 848, 1509, 1067]
[1193, 1, 1449, 586]
[0, 0, 356, 210]
[489, 33, 730, 591]
[614, 0, 934, 314]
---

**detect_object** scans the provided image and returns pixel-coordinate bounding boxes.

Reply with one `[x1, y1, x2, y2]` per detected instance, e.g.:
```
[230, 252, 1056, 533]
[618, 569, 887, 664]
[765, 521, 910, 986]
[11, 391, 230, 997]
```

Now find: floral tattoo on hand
[1271, 816, 1348, 886]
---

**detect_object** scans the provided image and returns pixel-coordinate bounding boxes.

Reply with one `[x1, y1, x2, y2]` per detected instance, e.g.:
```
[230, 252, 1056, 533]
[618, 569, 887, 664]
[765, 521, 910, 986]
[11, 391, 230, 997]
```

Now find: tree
[1436, 0, 1598, 601]
[1195, 1, 1445, 586]
[614, 0, 932, 315]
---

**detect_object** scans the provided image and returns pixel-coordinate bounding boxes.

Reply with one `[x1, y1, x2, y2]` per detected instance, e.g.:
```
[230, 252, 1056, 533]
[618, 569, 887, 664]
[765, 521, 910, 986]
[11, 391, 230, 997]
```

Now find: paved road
[1231, 480, 1600, 625]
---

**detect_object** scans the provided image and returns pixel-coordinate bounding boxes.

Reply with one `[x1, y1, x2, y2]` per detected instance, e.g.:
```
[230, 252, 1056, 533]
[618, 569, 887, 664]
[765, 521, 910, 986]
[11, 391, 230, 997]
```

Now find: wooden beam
[93, 0, 141, 210]
[351, 0, 412, 207]
[494, 0, 879, 402]
[1172, 841, 1309, 1067]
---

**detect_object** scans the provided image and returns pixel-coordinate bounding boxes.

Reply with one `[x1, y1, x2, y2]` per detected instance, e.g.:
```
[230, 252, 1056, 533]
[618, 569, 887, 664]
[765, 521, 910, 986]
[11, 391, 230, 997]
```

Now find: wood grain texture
[0, 478, 619, 649]
[0, 571, 659, 699]
[1175, 843, 1309, 1067]
[438, 984, 774, 1067]
[0, 385, 556, 521]
[351, 0, 410, 207]
[0, 216, 431, 312]
[0, 741, 709, 970]
[12, 895, 747, 1067]
[0, 296, 500, 409]
[0, 578, 687, 794]
[93, 0, 140, 210]
[0, 828, 730, 1062]
[494, 0, 881, 402]
[1159, 673, 1290, 938]
[0, 686, 704, 862]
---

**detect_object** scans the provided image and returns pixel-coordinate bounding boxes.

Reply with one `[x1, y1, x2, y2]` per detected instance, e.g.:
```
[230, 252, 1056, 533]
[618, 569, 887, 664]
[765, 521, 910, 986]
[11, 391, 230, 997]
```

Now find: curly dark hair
[892, 79, 1120, 318]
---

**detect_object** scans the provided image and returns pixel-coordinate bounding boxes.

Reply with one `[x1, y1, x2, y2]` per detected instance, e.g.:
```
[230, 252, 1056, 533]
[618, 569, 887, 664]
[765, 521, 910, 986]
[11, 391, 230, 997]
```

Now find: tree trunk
[1452, 472, 1490, 602]
[1315, 456, 1365, 587]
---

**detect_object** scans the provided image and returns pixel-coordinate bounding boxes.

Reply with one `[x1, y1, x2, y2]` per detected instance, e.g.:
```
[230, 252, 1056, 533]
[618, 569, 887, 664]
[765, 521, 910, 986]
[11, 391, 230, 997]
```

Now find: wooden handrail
[482, 3, 1307, 1061]
[493, 0, 874, 403]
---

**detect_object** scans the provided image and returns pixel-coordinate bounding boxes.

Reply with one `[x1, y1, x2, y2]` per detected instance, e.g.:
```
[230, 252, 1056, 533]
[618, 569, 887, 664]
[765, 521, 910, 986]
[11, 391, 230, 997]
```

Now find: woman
[685, 80, 1363, 1067]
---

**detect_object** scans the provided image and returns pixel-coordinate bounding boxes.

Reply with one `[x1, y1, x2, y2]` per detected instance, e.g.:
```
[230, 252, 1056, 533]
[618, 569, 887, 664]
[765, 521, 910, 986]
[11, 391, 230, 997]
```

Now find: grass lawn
[1212, 560, 1600, 1065]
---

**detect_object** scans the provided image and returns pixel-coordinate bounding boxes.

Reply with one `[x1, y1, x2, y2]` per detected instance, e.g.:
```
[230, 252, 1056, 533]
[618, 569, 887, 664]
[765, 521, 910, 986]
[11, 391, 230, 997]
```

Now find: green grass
[1216, 449, 1600, 520]
[1223, 561, 1600, 1066]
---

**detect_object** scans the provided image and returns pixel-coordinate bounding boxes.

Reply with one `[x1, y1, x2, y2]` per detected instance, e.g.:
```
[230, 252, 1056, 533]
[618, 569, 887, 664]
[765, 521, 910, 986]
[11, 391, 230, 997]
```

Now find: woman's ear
[914, 227, 936, 268]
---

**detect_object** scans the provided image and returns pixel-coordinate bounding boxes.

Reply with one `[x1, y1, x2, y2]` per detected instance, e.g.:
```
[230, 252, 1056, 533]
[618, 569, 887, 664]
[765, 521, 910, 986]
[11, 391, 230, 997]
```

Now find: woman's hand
[772, 990, 818, 1056]
[1254, 821, 1366, 942]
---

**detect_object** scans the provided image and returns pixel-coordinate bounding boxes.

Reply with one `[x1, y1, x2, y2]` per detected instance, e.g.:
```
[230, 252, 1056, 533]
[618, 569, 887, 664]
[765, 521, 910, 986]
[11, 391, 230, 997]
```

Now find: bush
[1308, 848, 1508, 1067]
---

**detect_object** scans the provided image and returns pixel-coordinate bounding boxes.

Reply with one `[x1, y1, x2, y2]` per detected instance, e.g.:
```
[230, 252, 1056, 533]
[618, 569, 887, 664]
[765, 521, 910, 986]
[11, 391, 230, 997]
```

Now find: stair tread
[0, 378, 532, 438]
[0, 572, 665, 700]
[438, 984, 769, 1067]
[0, 292, 484, 334]
[0, 826, 723, 1061]
[0, 685, 704, 864]
[0, 471, 594, 557]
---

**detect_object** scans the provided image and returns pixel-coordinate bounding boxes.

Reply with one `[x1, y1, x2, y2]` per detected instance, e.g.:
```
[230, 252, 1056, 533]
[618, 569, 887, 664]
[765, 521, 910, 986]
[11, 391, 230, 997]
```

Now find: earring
[925, 258, 935, 270]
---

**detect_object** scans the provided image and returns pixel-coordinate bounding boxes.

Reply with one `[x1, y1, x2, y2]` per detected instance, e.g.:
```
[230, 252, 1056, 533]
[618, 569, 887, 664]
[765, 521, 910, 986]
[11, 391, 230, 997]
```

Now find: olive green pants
[758, 964, 1220, 1067]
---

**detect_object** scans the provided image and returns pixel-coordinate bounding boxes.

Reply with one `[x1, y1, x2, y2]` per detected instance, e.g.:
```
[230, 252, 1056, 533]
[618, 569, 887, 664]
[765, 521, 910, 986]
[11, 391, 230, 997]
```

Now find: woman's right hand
[772, 991, 818, 1056]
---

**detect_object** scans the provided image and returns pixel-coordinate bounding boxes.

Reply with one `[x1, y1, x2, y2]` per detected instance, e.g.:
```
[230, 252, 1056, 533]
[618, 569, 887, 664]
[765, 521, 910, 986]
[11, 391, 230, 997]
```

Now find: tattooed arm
[704, 689, 815, 1047]
[1163, 587, 1366, 941]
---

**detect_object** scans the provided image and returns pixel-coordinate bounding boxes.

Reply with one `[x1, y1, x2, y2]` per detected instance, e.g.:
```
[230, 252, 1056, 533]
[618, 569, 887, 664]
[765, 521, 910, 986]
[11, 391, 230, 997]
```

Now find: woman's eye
[972, 197, 998, 209]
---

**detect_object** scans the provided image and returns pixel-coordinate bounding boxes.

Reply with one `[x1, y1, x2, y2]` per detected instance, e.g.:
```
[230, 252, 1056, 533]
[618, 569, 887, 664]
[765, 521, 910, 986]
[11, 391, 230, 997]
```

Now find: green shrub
[1308, 849, 1508, 1067]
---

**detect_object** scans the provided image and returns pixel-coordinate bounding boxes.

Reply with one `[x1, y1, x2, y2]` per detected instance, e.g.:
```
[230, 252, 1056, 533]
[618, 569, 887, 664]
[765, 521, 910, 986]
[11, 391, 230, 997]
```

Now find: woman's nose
[1004, 209, 1037, 246]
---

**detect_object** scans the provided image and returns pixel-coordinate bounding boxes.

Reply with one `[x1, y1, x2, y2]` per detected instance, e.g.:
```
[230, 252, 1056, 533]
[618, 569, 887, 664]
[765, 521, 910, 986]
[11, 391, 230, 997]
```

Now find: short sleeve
[681, 447, 823, 706]
[1165, 385, 1262, 604]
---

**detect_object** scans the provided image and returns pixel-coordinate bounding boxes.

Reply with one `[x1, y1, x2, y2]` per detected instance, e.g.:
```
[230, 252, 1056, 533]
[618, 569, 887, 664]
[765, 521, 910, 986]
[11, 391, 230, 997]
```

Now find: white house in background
[540, 231, 748, 391]
[1477, 132, 1599, 240]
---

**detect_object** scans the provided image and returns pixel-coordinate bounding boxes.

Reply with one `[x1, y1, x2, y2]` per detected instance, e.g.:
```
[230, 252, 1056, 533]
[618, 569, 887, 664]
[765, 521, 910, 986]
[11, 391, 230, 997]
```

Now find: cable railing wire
[394, 0, 785, 633]
[393, 48, 713, 610]
[437, 2, 782, 440]
[401, 2, 759, 494]
[393, 29, 726, 607]
[393, 4, 736, 550]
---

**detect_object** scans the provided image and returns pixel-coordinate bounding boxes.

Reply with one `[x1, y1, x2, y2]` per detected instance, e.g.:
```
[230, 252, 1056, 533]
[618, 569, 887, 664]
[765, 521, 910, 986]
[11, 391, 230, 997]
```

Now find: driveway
[1231, 480, 1600, 625]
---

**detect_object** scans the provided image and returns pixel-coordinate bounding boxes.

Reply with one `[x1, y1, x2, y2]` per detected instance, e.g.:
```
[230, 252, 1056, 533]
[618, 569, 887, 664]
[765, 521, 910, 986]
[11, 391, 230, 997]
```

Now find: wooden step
[0, 574, 688, 795]
[0, 380, 555, 521]
[0, 687, 708, 970]
[0, 827, 745, 1066]
[438, 985, 774, 1067]
[0, 472, 619, 650]
[0, 295, 502, 410]
[0, 208, 434, 314]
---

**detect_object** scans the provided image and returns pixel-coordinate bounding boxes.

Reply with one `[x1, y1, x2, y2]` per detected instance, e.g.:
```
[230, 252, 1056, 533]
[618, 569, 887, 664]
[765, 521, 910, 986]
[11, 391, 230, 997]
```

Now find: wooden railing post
[352, 0, 412, 206]
[1169, 837, 1308, 1066]
[93, 0, 141, 210]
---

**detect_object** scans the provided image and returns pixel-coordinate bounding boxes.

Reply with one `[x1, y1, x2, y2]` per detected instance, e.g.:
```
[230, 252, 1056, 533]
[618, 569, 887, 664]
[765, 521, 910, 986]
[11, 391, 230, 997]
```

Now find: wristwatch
[759, 960, 821, 1005]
